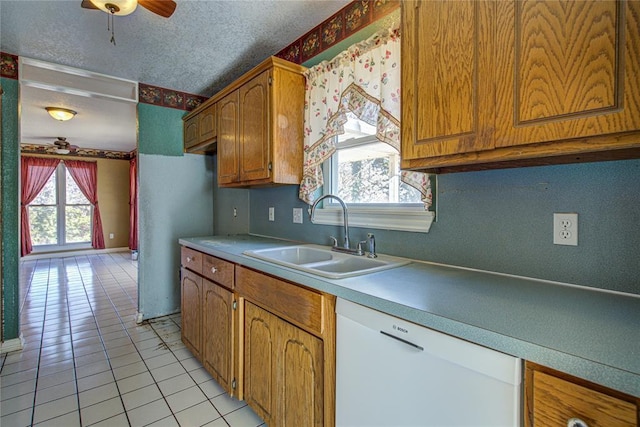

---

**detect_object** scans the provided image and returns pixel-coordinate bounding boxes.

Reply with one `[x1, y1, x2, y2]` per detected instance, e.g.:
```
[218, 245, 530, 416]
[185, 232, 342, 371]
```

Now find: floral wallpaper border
[1, 52, 19, 79]
[138, 83, 207, 112]
[277, 0, 400, 64]
[20, 144, 135, 161]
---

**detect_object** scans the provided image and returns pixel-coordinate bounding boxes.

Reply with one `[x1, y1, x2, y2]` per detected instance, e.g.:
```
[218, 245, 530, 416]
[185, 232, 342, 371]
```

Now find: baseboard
[23, 247, 130, 260]
[0, 335, 24, 354]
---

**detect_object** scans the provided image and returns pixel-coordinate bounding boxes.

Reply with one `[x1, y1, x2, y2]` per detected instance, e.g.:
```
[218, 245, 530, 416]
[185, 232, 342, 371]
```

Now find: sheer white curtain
[299, 25, 432, 209]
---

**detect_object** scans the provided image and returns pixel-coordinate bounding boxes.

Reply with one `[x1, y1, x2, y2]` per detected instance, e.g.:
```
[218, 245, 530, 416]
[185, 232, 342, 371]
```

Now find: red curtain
[129, 156, 138, 251]
[65, 160, 105, 249]
[20, 157, 61, 256]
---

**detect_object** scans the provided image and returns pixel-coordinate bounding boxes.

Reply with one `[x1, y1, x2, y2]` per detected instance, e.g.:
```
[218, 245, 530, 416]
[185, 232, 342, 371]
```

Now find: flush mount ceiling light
[45, 107, 77, 122]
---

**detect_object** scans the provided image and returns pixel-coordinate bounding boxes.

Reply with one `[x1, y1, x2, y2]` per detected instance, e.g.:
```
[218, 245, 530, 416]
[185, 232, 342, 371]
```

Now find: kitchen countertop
[179, 234, 640, 398]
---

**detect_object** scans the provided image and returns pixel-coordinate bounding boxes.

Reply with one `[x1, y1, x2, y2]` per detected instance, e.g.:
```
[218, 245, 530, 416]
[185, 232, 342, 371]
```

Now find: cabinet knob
[186, 256, 192, 263]
[210, 267, 217, 274]
[567, 418, 589, 427]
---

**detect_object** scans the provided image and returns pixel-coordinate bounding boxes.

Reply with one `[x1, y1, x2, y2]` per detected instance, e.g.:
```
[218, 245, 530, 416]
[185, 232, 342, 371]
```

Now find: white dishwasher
[336, 298, 521, 427]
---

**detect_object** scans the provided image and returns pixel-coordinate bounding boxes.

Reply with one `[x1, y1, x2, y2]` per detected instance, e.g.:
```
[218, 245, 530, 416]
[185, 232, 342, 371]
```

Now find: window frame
[312, 134, 435, 233]
[28, 163, 93, 252]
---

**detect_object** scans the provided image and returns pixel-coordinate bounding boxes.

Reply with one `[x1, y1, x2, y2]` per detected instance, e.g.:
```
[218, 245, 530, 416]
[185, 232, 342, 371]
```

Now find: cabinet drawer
[202, 254, 234, 289]
[529, 369, 637, 427]
[181, 247, 203, 274]
[236, 266, 324, 336]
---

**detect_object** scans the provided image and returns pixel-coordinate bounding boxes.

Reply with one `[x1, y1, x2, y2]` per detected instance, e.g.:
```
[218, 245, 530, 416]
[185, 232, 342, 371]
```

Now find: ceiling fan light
[45, 107, 77, 121]
[54, 148, 71, 155]
[90, 0, 138, 16]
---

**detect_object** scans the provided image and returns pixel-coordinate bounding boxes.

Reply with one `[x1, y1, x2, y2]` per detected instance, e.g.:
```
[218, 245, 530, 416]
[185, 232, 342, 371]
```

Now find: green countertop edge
[178, 234, 640, 398]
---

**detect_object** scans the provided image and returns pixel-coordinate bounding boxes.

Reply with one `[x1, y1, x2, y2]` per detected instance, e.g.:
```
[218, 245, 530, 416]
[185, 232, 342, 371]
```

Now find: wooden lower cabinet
[525, 362, 639, 427]
[181, 249, 336, 426]
[244, 301, 324, 427]
[278, 313, 324, 427]
[244, 301, 278, 424]
[202, 279, 235, 395]
[180, 268, 202, 360]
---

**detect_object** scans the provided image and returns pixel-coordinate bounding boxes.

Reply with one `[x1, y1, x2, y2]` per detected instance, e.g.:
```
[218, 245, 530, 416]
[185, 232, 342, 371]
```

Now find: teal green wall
[138, 103, 185, 156]
[1, 77, 19, 340]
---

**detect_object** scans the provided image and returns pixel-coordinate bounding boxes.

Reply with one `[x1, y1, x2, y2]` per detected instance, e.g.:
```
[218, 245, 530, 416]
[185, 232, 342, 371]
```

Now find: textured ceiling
[1, 0, 348, 96]
[1, 0, 349, 152]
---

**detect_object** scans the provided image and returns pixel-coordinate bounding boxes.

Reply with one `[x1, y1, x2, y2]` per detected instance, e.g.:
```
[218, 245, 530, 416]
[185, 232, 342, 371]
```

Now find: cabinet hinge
[232, 378, 237, 389]
[268, 162, 272, 171]
[233, 300, 237, 310]
[268, 76, 273, 85]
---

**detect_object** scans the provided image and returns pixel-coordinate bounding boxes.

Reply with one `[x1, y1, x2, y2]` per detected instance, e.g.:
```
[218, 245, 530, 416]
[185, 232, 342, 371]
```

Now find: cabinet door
[277, 317, 324, 427]
[202, 280, 234, 394]
[244, 302, 277, 426]
[218, 91, 240, 184]
[184, 115, 199, 150]
[181, 268, 202, 360]
[401, 0, 495, 161]
[495, 0, 640, 148]
[199, 103, 217, 143]
[239, 71, 271, 182]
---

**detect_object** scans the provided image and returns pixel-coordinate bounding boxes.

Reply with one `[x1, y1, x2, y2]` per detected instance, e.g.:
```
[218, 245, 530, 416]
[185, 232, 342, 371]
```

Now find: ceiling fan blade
[138, 0, 176, 18]
[81, 0, 99, 10]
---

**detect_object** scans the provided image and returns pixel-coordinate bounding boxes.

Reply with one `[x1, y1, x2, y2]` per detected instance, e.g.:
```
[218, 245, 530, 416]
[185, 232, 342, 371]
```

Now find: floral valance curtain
[299, 25, 432, 209]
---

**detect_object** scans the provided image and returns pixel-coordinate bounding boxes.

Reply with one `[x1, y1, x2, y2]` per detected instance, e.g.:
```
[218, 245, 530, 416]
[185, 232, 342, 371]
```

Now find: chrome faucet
[309, 194, 360, 254]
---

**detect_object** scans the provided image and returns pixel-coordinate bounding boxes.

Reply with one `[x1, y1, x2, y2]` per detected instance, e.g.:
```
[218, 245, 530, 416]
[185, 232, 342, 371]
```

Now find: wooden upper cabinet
[217, 91, 240, 185]
[495, 0, 640, 148]
[239, 71, 271, 183]
[198, 103, 217, 143]
[214, 56, 306, 187]
[401, 0, 640, 173]
[401, 0, 495, 161]
[184, 115, 199, 149]
[183, 102, 217, 153]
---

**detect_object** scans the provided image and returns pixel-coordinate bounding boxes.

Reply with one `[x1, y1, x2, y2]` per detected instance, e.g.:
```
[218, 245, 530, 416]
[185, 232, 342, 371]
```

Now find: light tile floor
[1, 252, 265, 427]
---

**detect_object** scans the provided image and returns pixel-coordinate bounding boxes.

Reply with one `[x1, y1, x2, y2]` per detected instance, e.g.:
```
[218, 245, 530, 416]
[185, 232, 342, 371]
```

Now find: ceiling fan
[51, 137, 79, 155]
[81, 0, 176, 44]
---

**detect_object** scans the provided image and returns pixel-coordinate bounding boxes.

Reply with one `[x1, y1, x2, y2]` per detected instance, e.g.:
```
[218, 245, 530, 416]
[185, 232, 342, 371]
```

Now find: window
[314, 115, 435, 233]
[28, 163, 93, 250]
[326, 115, 422, 204]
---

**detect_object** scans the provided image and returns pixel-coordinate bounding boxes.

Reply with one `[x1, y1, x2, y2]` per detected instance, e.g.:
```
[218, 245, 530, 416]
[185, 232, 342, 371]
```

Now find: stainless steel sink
[243, 244, 410, 279]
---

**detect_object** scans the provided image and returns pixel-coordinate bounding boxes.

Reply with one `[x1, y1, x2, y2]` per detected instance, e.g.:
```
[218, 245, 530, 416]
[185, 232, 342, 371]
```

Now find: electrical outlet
[553, 213, 578, 246]
[268, 207, 275, 222]
[109, 233, 114, 239]
[293, 208, 303, 224]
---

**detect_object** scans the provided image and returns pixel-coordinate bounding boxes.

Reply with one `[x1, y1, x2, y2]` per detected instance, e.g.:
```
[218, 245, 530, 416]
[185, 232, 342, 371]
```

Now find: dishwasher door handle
[380, 331, 424, 351]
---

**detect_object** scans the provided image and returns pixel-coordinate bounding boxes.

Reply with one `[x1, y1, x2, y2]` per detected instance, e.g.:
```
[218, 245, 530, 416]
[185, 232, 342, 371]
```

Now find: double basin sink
[243, 244, 410, 279]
